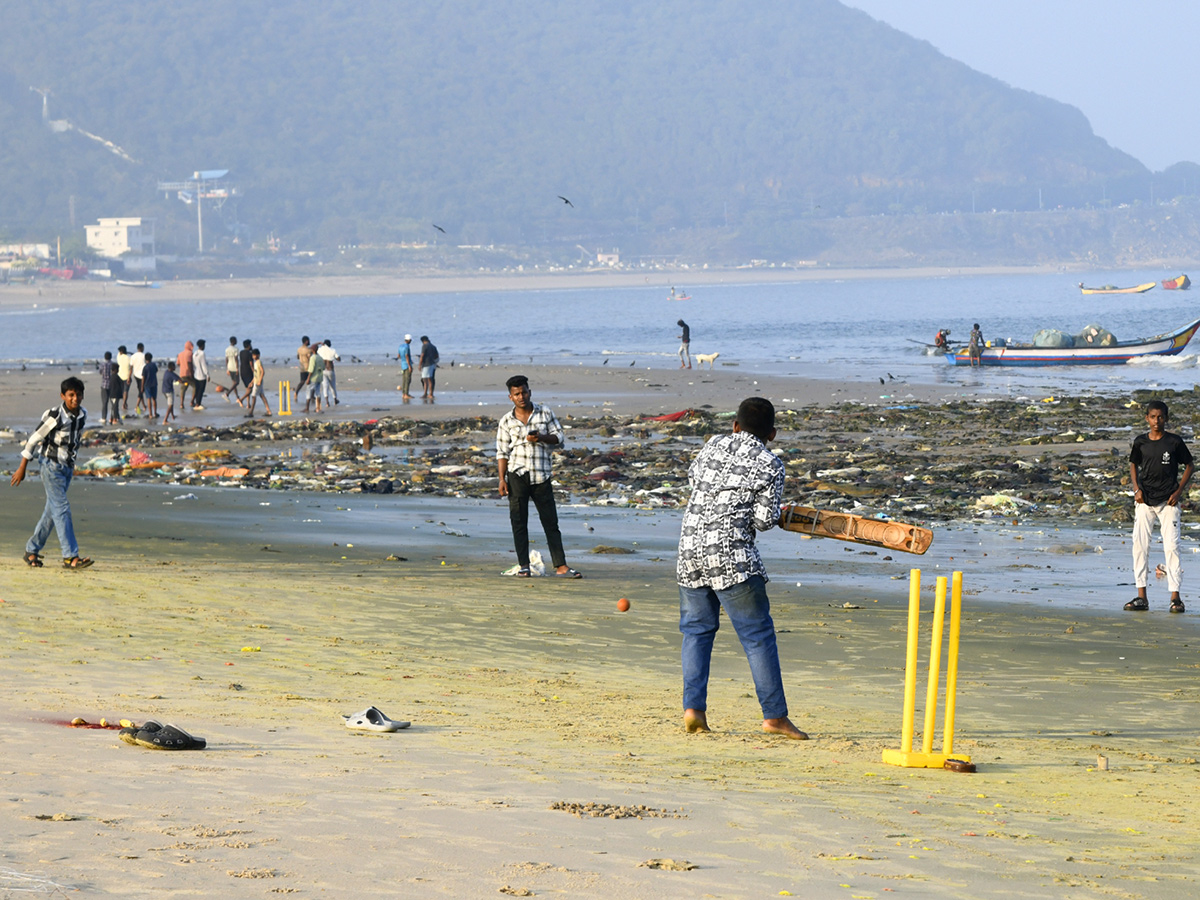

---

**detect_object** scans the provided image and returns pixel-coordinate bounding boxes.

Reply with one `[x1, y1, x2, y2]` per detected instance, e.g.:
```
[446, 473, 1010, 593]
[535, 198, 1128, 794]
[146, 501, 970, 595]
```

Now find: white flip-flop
[342, 706, 411, 732]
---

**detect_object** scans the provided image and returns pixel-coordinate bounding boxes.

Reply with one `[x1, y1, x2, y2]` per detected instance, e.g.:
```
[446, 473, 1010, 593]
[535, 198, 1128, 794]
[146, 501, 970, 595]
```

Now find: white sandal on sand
[342, 706, 411, 732]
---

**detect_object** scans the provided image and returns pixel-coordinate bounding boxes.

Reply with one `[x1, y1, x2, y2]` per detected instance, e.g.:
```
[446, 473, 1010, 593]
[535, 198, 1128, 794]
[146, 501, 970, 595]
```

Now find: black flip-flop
[23, 552, 44, 568]
[554, 568, 583, 578]
[135, 722, 206, 751]
[62, 556, 94, 570]
[1123, 597, 1149, 611]
[1170, 599, 1186, 614]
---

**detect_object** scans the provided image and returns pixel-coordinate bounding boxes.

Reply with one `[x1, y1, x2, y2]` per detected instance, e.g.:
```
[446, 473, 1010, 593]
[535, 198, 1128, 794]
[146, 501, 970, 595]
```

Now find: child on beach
[675, 397, 807, 739]
[142, 352, 159, 419]
[161, 361, 179, 425]
[98, 351, 118, 425]
[245, 349, 273, 417]
[11, 376, 93, 568]
[1126, 399, 1194, 613]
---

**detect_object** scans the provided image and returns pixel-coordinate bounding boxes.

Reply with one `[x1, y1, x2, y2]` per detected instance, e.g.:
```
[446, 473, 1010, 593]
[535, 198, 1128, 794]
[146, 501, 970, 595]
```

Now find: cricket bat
[779, 505, 933, 555]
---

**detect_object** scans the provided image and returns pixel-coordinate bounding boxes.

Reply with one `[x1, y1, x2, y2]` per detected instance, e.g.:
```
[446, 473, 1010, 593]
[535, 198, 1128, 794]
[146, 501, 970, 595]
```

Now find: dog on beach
[694, 351, 720, 368]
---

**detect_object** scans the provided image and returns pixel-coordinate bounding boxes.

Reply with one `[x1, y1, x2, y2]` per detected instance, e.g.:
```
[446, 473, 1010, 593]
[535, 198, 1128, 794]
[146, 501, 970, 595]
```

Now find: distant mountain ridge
[0, 0, 1178, 256]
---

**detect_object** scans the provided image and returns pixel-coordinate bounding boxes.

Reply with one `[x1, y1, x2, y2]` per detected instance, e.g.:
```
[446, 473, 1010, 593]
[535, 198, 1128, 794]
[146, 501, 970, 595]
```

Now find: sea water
[3, 269, 1196, 394]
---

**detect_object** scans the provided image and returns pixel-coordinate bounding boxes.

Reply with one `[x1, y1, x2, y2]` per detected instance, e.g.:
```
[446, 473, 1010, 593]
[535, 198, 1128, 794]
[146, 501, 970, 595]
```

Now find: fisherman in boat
[934, 328, 952, 351]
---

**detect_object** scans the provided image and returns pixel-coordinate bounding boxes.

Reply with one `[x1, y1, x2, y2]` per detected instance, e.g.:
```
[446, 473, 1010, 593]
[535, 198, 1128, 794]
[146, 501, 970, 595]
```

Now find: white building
[85, 217, 156, 258]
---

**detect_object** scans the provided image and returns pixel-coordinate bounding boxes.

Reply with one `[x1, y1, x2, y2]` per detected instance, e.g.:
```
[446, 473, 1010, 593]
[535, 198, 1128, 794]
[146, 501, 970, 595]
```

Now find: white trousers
[1133, 501, 1182, 592]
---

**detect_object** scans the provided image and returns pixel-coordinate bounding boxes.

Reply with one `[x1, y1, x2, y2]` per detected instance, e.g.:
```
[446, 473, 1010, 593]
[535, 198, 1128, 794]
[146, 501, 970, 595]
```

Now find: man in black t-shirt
[238, 339, 254, 392]
[1127, 400, 1194, 613]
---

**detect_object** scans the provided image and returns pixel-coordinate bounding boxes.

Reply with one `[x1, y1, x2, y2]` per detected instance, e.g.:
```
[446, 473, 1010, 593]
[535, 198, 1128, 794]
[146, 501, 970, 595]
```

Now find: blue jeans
[27, 458, 79, 559]
[679, 575, 788, 719]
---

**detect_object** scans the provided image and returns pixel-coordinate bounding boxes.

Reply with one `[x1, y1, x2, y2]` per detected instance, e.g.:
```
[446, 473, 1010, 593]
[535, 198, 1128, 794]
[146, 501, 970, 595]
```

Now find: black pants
[506, 471, 566, 570]
[192, 378, 207, 407]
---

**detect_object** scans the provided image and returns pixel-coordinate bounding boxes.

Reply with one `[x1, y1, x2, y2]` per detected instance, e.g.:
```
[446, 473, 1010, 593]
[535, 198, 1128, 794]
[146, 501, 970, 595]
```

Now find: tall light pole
[157, 169, 235, 252]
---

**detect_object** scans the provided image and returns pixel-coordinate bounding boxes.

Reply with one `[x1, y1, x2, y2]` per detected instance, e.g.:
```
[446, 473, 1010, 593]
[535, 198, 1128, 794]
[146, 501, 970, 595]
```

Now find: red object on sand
[644, 410, 692, 422]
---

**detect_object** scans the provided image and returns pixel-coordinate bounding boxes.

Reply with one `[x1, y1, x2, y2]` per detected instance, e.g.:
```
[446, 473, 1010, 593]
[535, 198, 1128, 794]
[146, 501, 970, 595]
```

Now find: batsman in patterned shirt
[676, 396, 807, 739]
[11, 376, 94, 569]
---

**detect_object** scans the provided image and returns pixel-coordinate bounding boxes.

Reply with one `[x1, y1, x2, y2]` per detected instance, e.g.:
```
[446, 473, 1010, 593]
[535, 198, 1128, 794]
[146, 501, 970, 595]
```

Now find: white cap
[404, 334, 412, 341]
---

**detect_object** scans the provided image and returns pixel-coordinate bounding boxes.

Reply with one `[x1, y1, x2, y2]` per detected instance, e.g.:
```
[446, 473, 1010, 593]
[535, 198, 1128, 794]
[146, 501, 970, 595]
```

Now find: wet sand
[3, 356, 1200, 897]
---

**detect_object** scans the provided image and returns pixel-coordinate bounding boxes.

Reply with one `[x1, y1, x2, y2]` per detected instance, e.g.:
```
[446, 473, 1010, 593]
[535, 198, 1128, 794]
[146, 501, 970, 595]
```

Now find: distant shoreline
[0, 263, 1069, 309]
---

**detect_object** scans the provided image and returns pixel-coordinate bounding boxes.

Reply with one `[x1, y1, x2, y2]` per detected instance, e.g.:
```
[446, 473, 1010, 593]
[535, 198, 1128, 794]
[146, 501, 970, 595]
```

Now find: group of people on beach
[395, 334, 439, 400]
[293, 336, 342, 413]
[94, 335, 349, 424]
[10, 355, 1196, 739]
[96, 337, 282, 424]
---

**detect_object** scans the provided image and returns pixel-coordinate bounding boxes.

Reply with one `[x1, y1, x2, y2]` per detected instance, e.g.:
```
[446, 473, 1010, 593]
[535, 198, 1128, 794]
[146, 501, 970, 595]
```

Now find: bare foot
[683, 709, 711, 733]
[763, 716, 809, 740]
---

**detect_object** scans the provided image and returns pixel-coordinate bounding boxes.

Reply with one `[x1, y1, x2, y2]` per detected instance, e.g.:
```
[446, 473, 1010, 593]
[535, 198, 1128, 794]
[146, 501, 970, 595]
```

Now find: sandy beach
[3, 341, 1200, 897]
[0, 263, 1069, 310]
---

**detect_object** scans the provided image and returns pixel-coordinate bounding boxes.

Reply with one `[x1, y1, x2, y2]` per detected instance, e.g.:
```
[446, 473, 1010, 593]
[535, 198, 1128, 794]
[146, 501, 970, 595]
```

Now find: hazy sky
[845, 1, 1197, 171]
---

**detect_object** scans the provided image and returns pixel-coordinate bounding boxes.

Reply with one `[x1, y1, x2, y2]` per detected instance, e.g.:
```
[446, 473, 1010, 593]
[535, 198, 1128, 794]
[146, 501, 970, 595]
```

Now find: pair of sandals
[23, 552, 93, 569]
[1124, 597, 1186, 613]
[516, 567, 583, 578]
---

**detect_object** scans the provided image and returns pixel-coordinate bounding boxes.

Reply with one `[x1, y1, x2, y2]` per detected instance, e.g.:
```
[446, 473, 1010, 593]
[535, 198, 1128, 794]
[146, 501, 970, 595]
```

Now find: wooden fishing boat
[116, 278, 160, 288]
[1078, 281, 1156, 294]
[945, 317, 1200, 367]
[1163, 274, 1191, 290]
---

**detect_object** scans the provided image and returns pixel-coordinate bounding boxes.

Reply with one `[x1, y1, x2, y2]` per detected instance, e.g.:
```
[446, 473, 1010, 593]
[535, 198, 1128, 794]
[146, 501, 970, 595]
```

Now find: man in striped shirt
[11, 377, 93, 569]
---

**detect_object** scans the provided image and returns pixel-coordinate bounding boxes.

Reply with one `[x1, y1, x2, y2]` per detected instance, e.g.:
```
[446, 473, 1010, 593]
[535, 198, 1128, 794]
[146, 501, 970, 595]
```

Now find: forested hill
[0, 0, 1168, 255]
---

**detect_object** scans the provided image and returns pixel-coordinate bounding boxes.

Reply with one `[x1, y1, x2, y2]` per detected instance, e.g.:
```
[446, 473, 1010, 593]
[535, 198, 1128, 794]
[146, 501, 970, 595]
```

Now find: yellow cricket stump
[278, 380, 293, 416]
[881, 569, 970, 768]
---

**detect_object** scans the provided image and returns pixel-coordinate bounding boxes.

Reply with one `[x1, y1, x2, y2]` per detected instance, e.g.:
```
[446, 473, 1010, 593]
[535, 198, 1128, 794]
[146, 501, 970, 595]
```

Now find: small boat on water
[1078, 281, 1156, 294]
[945, 317, 1200, 367]
[669, 287, 691, 301]
[1163, 274, 1191, 290]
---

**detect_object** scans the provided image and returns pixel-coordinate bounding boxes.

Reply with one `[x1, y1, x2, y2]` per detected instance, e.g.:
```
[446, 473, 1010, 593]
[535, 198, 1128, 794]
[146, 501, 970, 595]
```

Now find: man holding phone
[496, 374, 581, 578]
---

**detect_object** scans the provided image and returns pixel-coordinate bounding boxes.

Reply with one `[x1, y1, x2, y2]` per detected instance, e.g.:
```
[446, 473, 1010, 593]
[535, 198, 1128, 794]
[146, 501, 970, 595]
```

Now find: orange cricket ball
[617, 598, 630, 612]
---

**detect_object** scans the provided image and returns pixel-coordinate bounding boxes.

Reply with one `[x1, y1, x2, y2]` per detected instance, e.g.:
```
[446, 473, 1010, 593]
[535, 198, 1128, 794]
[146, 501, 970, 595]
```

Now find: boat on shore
[1163, 274, 1191, 290]
[945, 317, 1200, 367]
[116, 278, 160, 288]
[1078, 281, 1156, 294]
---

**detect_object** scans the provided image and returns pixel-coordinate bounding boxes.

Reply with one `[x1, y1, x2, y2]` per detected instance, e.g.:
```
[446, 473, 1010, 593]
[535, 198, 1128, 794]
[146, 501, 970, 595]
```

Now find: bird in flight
[432, 224, 446, 233]
[558, 195, 574, 207]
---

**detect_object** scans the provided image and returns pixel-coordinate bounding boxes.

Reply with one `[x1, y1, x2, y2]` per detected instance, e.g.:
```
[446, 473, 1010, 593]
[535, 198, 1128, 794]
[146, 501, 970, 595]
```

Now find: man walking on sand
[496, 375, 582, 578]
[130, 343, 147, 414]
[245, 348, 273, 417]
[397, 334, 414, 400]
[192, 339, 209, 409]
[676, 396, 807, 740]
[295, 336, 313, 402]
[12, 376, 93, 569]
[1126, 399, 1194, 613]
[222, 336, 243, 405]
[419, 335, 439, 399]
[677, 319, 691, 369]
[317, 339, 341, 405]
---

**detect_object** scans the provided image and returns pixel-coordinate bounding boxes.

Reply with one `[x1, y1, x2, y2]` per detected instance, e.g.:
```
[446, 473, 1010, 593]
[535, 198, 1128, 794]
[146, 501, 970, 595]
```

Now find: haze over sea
[4, 270, 1196, 395]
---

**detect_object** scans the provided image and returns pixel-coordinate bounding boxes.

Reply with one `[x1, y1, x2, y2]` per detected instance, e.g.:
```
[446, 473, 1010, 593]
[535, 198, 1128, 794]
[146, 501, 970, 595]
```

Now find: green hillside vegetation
[0, 0, 1183, 259]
